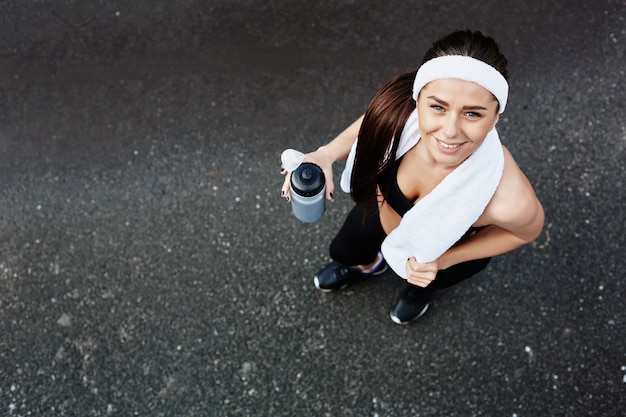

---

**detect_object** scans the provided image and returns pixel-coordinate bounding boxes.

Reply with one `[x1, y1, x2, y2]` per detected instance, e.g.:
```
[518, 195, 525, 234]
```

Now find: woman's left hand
[405, 257, 440, 288]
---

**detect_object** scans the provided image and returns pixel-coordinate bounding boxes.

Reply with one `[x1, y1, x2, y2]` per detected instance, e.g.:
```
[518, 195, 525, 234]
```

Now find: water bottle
[290, 162, 326, 223]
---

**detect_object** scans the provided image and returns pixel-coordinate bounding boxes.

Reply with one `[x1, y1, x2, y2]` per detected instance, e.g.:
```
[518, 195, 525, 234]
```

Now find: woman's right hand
[280, 114, 364, 202]
[280, 146, 335, 202]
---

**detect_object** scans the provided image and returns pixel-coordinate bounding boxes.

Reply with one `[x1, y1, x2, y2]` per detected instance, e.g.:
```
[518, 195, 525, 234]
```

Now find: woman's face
[416, 78, 500, 168]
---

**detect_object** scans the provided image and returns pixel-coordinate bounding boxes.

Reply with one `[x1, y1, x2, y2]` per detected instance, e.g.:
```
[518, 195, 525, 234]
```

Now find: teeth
[437, 139, 461, 149]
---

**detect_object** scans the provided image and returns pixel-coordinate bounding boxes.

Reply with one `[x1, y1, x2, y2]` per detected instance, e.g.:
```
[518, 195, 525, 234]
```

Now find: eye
[430, 105, 445, 112]
[465, 111, 482, 118]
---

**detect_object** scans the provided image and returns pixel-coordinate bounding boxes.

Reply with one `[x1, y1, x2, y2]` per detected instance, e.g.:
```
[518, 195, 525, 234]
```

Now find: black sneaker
[389, 284, 431, 325]
[313, 256, 388, 293]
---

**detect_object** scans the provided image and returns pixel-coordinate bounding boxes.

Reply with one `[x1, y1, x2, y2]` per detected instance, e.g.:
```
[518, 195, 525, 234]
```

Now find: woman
[280, 30, 544, 325]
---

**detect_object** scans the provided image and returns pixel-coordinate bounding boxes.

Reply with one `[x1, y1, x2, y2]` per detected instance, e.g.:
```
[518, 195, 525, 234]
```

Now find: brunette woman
[280, 30, 544, 325]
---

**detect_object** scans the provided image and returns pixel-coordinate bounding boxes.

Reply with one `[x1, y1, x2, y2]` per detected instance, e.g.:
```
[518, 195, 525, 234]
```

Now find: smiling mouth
[436, 138, 464, 149]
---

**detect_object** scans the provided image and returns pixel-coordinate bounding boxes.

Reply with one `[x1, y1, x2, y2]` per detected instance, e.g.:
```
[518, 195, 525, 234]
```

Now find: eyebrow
[426, 95, 488, 111]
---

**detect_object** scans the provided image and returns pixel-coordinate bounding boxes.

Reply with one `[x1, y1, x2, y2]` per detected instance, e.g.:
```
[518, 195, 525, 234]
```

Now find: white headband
[412, 55, 509, 114]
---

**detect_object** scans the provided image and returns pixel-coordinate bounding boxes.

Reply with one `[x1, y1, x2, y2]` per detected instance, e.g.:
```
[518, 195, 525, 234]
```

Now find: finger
[405, 258, 418, 280]
[410, 269, 437, 285]
[325, 187, 335, 201]
[281, 175, 292, 202]
[413, 273, 435, 286]
[411, 261, 438, 274]
[407, 276, 430, 288]
[323, 169, 335, 200]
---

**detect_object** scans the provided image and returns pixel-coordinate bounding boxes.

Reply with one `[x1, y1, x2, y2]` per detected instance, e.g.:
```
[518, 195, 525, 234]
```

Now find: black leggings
[329, 204, 490, 290]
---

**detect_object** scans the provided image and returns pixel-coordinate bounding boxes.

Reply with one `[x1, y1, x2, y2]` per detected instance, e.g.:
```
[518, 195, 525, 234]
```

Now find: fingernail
[329, 192, 334, 199]
[281, 190, 285, 197]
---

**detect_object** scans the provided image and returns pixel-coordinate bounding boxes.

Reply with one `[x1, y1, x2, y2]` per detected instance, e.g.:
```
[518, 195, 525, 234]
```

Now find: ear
[492, 113, 500, 130]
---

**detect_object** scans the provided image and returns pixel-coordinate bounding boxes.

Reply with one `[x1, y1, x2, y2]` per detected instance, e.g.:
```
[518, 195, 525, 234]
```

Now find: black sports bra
[377, 157, 487, 239]
[377, 156, 413, 216]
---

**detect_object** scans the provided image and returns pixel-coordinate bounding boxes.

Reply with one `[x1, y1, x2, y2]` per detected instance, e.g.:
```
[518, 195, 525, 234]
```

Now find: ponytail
[350, 68, 417, 214]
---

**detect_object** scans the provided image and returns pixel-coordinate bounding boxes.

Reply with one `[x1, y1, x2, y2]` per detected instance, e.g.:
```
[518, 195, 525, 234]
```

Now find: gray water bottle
[290, 162, 326, 223]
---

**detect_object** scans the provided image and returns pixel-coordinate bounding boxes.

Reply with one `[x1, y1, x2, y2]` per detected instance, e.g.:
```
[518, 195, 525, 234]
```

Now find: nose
[442, 113, 460, 138]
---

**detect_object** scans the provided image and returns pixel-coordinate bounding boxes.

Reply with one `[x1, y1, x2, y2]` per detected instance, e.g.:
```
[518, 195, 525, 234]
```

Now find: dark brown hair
[350, 30, 508, 213]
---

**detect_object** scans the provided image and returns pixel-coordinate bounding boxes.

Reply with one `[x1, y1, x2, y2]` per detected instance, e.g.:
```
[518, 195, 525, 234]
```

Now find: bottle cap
[291, 163, 325, 197]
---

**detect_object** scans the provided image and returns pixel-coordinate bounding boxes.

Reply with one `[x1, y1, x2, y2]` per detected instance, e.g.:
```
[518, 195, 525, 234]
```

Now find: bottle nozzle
[281, 148, 304, 172]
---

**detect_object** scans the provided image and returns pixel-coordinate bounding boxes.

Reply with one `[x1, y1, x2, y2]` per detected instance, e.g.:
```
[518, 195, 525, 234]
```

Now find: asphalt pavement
[0, 1, 624, 416]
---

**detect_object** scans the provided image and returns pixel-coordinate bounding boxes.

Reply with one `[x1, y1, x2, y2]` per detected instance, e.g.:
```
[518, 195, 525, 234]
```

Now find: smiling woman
[279, 30, 544, 325]
[416, 78, 499, 167]
[376, 78, 501, 237]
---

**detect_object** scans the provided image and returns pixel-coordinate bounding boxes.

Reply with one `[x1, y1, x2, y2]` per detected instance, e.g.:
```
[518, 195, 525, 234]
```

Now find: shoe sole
[389, 303, 430, 325]
[313, 275, 348, 293]
[371, 264, 388, 276]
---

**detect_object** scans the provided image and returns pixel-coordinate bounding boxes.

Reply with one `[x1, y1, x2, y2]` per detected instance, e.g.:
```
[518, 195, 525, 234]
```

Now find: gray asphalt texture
[0, 1, 624, 416]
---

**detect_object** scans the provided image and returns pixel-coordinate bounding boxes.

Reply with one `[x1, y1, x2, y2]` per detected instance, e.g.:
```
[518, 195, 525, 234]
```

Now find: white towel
[340, 108, 504, 278]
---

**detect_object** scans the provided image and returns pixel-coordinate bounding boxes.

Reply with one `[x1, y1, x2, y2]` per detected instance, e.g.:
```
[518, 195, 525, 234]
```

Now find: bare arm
[318, 115, 364, 163]
[438, 204, 544, 270]
[441, 152, 545, 268]
[407, 195, 544, 286]
[281, 115, 364, 200]
[406, 148, 545, 287]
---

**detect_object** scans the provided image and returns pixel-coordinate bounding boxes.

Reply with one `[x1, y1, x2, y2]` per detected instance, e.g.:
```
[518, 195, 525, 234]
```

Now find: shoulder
[482, 146, 545, 241]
